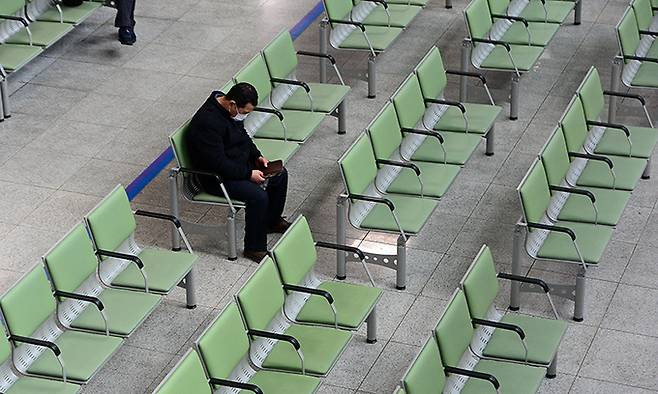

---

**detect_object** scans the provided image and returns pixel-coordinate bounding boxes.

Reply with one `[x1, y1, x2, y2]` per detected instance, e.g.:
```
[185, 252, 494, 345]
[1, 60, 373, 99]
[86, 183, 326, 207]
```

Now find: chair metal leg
[485, 126, 495, 156]
[319, 19, 329, 83]
[336, 195, 348, 280]
[396, 235, 407, 290]
[510, 74, 520, 120]
[460, 39, 471, 103]
[337, 99, 347, 135]
[366, 307, 377, 344]
[573, 268, 586, 322]
[169, 171, 182, 252]
[227, 214, 238, 261]
[643, 159, 651, 179]
[510, 222, 524, 311]
[574, 0, 582, 25]
[367, 54, 376, 99]
[445, 0, 452, 8]
[185, 267, 197, 309]
[609, 57, 622, 124]
[547, 354, 558, 378]
[1, 78, 10, 119]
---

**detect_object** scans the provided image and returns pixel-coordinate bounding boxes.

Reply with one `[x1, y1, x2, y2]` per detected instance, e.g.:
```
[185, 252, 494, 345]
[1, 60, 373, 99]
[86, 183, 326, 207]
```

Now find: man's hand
[250, 170, 266, 184]
[257, 156, 269, 168]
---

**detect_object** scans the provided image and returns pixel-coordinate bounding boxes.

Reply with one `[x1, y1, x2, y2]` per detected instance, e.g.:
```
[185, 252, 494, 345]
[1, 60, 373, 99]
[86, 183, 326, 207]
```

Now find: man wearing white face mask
[187, 82, 290, 263]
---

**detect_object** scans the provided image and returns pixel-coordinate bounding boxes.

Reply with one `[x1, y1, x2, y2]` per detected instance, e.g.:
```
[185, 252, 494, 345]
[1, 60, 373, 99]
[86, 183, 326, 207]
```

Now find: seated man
[186, 82, 291, 263]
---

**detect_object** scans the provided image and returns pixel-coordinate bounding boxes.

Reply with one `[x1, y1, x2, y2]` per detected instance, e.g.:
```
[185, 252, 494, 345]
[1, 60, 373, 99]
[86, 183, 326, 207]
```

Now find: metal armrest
[54, 290, 109, 336]
[470, 37, 520, 76]
[296, 51, 345, 85]
[134, 210, 182, 228]
[253, 106, 284, 121]
[362, 0, 388, 8]
[208, 378, 263, 394]
[400, 128, 447, 164]
[586, 120, 630, 137]
[315, 241, 376, 286]
[445, 70, 495, 104]
[283, 284, 337, 328]
[376, 159, 421, 176]
[424, 98, 465, 113]
[329, 19, 366, 31]
[271, 77, 310, 93]
[472, 317, 528, 362]
[640, 30, 658, 37]
[567, 152, 616, 189]
[0, 14, 32, 45]
[526, 221, 575, 241]
[96, 249, 149, 292]
[491, 14, 531, 45]
[177, 167, 223, 183]
[624, 55, 658, 64]
[497, 273, 560, 318]
[602, 90, 653, 127]
[549, 185, 598, 223]
[248, 329, 305, 373]
[444, 365, 500, 392]
[11, 335, 67, 382]
[347, 194, 407, 240]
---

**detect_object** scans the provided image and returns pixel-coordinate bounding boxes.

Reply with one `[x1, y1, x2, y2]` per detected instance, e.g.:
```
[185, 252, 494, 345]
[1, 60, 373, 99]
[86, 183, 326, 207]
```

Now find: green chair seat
[0, 43, 42, 71]
[338, 25, 403, 51]
[631, 62, 658, 88]
[410, 131, 482, 165]
[70, 288, 160, 336]
[247, 369, 321, 393]
[262, 323, 351, 375]
[385, 161, 461, 198]
[282, 83, 350, 113]
[359, 194, 437, 234]
[536, 220, 613, 264]
[6, 21, 74, 48]
[254, 110, 325, 142]
[38, 2, 102, 24]
[594, 126, 658, 159]
[27, 330, 122, 382]
[155, 350, 212, 394]
[361, 4, 421, 28]
[575, 155, 646, 191]
[254, 138, 300, 162]
[111, 248, 197, 294]
[191, 191, 246, 207]
[519, 0, 575, 23]
[482, 313, 567, 365]
[6, 376, 80, 394]
[433, 103, 502, 134]
[463, 358, 545, 394]
[480, 45, 544, 71]
[557, 186, 631, 226]
[295, 281, 382, 329]
[500, 22, 559, 47]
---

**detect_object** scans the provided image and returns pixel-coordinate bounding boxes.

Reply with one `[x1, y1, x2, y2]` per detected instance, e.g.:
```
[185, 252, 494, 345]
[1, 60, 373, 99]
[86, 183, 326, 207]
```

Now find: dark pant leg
[264, 168, 288, 226]
[114, 0, 136, 27]
[222, 180, 270, 252]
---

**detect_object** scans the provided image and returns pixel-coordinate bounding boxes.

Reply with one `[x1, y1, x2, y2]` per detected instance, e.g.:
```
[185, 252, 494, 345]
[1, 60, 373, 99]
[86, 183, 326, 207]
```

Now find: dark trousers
[207, 169, 288, 252]
[114, 0, 136, 28]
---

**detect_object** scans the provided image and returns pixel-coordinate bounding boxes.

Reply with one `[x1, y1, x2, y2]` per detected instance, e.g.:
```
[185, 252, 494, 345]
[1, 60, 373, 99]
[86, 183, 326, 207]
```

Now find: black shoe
[267, 218, 292, 234]
[118, 27, 136, 45]
[243, 250, 268, 264]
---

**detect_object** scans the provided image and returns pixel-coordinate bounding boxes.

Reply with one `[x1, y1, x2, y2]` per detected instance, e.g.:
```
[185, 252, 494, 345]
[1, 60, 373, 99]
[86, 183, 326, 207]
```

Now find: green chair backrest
[86, 186, 137, 252]
[391, 74, 426, 129]
[197, 303, 249, 380]
[367, 102, 403, 161]
[402, 337, 446, 393]
[464, 0, 494, 39]
[339, 133, 378, 195]
[43, 224, 98, 294]
[540, 128, 571, 186]
[433, 289, 474, 367]
[155, 349, 211, 394]
[271, 216, 317, 286]
[559, 97, 590, 152]
[0, 0, 25, 16]
[576, 67, 604, 121]
[461, 245, 499, 320]
[632, 0, 654, 30]
[263, 31, 298, 80]
[0, 265, 56, 337]
[415, 46, 448, 100]
[323, 0, 353, 20]
[234, 54, 272, 105]
[518, 158, 551, 225]
[487, 0, 511, 16]
[235, 257, 285, 331]
[170, 120, 193, 170]
[617, 9, 641, 59]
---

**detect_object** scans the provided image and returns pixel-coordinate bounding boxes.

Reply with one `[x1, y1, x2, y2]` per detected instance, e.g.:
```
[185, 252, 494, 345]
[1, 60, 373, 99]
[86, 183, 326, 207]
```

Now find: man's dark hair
[225, 82, 259, 108]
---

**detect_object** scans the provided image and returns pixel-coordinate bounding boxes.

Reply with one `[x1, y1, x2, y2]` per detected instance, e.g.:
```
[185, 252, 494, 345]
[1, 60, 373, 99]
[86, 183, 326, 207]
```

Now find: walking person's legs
[115, 0, 137, 45]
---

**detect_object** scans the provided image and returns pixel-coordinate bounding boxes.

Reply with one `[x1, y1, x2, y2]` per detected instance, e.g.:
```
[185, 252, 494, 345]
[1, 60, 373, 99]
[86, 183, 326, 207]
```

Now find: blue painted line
[125, 1, 325, 201]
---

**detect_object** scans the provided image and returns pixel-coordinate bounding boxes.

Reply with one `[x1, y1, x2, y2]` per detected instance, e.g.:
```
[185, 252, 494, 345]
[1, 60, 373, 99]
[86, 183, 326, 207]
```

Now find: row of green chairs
[514, 67, 656, 322]
[319, 0, 424, 98]
[155, 215, 382, 393]
[395, 245, 567, 393]
[168, 29, 350, 260]
[337, 45, 500, 290]
[462, 0, 580, 120]
[0, 0, 106, 120]
[0, 184, 197, 393]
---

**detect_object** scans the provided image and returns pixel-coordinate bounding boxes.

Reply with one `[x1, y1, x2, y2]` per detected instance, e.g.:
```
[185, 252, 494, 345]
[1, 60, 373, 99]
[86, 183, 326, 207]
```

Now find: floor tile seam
[597, 322, 658, 340]
[354, 336, 396, 393]
[569, 375, 658, 393]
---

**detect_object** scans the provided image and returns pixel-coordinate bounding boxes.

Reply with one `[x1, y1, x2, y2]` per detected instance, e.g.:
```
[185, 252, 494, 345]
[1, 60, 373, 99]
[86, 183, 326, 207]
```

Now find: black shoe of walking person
[118, 27, 136, 45]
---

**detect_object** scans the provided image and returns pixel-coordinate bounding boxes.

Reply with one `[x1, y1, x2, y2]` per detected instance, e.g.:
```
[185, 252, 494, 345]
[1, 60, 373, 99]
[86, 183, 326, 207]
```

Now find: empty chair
[43, 224, 161, 337]
[196, 302, 321, 393]
[479, 0, 561, 47]
[0, 265, 123, 383]
[153, 349, 224, 394]
[235, 258, 352, 376]
[461, 245, 567, 375]
[1, 0, 73, 47]
[36, 1, 102, 24]
[488, 0, 579, 24]
[347, 0, 422, 28]
[271, 215, 382, 342]
[631, 0, 658, 32]
[85, 185, 198, 308]
[615, 8, 658, 89]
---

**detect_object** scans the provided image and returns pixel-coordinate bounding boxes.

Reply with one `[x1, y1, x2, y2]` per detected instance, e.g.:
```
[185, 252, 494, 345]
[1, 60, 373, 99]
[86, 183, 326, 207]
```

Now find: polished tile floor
[0, 0, 657, 392]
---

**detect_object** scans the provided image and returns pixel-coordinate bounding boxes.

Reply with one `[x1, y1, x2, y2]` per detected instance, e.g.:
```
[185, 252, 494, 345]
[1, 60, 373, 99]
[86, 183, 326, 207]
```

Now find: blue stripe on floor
[125, 1, 325, 201]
